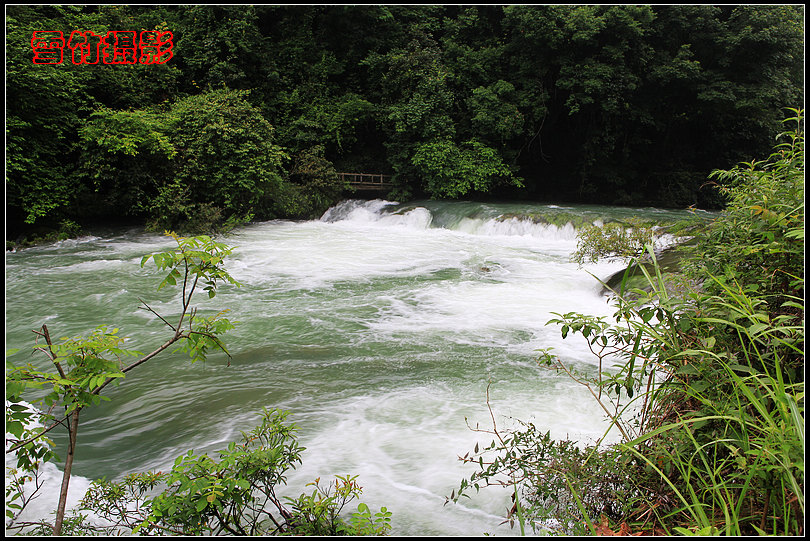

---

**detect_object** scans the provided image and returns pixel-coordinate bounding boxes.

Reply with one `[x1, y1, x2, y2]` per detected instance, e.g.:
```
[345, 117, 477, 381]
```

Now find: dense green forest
[6, 4, 804, 242]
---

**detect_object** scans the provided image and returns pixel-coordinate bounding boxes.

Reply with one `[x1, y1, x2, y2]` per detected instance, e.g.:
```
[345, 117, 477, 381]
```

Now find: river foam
[5, 200, 703, 535]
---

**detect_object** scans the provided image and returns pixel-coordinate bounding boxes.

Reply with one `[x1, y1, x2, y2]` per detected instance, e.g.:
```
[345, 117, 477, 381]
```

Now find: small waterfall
[320, 199, 399, 223]
[321, 199, 592, 243]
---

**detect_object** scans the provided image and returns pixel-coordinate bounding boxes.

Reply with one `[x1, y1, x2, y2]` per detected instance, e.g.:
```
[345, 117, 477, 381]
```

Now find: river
[5, 199, 707, 535]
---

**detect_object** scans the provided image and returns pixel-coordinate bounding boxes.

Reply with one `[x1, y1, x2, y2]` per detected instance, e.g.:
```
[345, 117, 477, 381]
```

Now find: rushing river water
[5, 199, 707, 535]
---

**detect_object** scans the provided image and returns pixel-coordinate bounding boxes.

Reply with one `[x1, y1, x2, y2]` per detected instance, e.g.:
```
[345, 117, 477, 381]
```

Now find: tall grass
[622, 273, 804, 535]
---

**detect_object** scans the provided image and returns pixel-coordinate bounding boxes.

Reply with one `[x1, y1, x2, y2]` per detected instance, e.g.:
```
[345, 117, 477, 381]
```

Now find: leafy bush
[31, 410, 391, 536]
[167, 90, 290, 221]
[287, 145, 348, 218]
[411, 138, 522, 198]
[76, 89, 294, 233]
[449, 407, 643, 535]
[685, 109, 804, 310]
[77, 107, 177, 221]
[573, 218, 660, 266]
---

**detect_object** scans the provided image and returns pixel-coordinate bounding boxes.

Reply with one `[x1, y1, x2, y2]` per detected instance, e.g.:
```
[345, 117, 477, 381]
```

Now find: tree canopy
[6, 5, 804, 239]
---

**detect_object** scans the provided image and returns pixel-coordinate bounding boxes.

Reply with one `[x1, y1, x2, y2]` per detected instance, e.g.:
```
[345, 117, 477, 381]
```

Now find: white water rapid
[5, 199, 706, 535]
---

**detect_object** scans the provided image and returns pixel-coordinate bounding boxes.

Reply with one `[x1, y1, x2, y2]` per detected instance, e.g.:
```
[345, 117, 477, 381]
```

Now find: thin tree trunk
[53, 408, 80, 535]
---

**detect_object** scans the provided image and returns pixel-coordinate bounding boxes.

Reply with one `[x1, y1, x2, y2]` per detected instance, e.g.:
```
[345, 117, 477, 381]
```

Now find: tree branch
[138, 298, 176, 331]
[33, 325, 66, 379]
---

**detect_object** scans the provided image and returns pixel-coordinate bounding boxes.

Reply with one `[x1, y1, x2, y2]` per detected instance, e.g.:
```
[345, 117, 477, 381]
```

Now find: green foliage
[75, 89, 294, 233]
[467, 80, 524, 145]
[80, 108, 177, 160]
[6, 323, 141, 531]
[7, 5, 805, 238]
[5, 233, 240, 535]
[156, 89, 290, 230]
[142, 408, 303, 535]
[366, 37, 460, 192]
[573, 218, 660, 266]
[379, 41, 456, 141]
[5, 5, 185, 233]
[77, 107, 177, 220]
[612, 273, 805, 535]
[173, 5, 271, 93]
[350, 502, 394, 536]
[5, 9, 87, 226]
[546, 248, 701, 443]
[282, 93, 377, 156]
[49, 410, 391, 536]
[287, 145, 348, 218]
[4, 403, 57, 524]
[286, 475, 392, 536]
[412, 139, 522, 198]
[141, 232, 239, 298]
[67, 471, 165, 534]
[686, 109, 804, 306]
[5, 220, 85, 251]
[8, 326, 132, 416]
[449, 412, 640, 535]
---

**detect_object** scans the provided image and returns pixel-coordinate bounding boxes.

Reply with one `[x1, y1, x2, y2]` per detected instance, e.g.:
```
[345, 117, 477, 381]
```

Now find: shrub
[411, 138, 522, 198]
[36, 410, 391, 536]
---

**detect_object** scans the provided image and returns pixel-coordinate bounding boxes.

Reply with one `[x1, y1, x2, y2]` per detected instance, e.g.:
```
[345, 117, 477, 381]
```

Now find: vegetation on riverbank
[451, 110, 804, 535]
[7, 5, 804, 241]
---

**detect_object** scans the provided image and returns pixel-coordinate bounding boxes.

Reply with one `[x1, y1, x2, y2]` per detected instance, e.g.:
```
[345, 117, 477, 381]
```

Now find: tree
[6, 233, 240, 535]
[467, 80, 524, 147]
[76, 106, 178, 222]
[7, 5, 805, 240]
[76, 89, 294, 232]
[159, 89, 290, 229]
[172, 5, 272, 95]
[5, 5, 185, 235]
[5, 7, 89, 229]
[411, 138, 521, 198]
[288, 145, 349, 218]
[365, 33, 458, 196]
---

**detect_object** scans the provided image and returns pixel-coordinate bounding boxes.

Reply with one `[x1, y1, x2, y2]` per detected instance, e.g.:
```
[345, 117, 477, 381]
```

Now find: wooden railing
[339, 173, 394, 191]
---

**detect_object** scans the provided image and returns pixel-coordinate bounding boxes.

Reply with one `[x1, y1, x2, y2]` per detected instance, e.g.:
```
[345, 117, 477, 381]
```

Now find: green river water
[5, 199, 711, 535]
